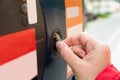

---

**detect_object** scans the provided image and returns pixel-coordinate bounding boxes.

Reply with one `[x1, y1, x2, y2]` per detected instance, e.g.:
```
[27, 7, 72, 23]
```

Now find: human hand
[56, 32, 111, 80]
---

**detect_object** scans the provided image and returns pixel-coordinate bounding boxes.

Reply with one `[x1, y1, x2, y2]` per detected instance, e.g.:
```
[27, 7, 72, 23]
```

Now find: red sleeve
[95, 64, 120, 80]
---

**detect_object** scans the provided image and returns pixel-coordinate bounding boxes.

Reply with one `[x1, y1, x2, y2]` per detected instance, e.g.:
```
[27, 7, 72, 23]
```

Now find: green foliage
[98, 13, 111, 18]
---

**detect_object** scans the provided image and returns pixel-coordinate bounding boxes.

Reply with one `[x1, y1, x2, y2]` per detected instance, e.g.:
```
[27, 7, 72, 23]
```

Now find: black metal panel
[0, 0, 46, 79]
[40, 0, 66, 80]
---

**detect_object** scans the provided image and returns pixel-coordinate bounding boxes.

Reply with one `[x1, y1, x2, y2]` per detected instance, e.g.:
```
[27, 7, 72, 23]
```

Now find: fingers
[56, 41, 84, 71]
[63, 35, 81, 47]
[71, 45, 86, 58]
[64, 32, 99, 53]
[56, 33, 111, 80]
[64, 32, 92, 46]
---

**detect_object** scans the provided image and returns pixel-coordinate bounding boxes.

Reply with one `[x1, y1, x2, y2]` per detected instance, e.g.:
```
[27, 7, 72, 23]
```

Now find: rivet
[21, 3, 27, 14]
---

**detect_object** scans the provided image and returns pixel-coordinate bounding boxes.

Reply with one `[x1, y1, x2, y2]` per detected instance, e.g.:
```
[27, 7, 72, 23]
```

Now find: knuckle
[101, 43, 111, 57]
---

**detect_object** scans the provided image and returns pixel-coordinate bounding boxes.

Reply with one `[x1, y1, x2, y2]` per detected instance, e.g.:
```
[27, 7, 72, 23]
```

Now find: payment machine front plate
[0, 0, 46, 79]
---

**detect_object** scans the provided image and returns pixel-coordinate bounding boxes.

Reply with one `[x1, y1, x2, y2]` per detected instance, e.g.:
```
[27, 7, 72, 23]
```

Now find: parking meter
[0, 0, 46, 79]
[39, 0, 66, 80]
[0, 0, 83, 80]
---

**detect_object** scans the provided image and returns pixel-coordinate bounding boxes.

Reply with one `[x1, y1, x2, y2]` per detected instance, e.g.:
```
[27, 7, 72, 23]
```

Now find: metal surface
[0, 0, 83, 80]
[40, 0, 67, 80]
[0, 0, 46, 79]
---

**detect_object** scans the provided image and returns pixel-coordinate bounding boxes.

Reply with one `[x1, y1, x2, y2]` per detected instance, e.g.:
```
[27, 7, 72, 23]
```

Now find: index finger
[64, 32, 98, 48]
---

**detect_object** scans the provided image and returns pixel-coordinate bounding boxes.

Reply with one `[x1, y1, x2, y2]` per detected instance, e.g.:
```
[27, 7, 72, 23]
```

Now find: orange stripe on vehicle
[0, 28, 36, 65]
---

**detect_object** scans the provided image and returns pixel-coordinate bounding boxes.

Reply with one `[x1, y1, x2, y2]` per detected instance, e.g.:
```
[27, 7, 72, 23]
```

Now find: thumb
[56, 41, 83, 71]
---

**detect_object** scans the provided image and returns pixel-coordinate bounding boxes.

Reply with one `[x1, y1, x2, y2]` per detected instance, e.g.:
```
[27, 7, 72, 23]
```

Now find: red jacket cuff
[95, 64, 120, 80]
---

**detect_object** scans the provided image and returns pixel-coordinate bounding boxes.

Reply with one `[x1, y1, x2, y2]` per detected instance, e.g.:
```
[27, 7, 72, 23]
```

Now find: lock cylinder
[50, 29, 62, 55]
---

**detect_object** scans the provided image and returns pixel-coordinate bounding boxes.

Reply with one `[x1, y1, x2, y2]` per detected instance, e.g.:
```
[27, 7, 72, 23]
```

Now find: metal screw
[21, 3, 27, 14]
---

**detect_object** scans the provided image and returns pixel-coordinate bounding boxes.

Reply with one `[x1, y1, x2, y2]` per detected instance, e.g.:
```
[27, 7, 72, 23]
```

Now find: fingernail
[81, 52, 86, 57]
[56, 41, 66, 51]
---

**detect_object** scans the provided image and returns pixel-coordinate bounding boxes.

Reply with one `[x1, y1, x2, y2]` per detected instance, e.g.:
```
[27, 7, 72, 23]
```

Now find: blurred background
[84, 0, 120, 70]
